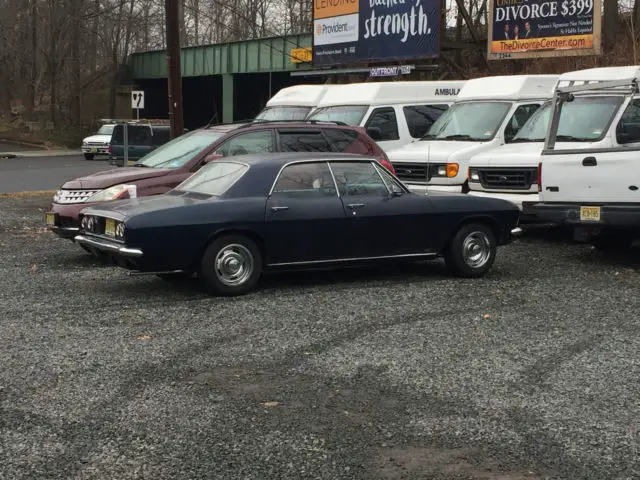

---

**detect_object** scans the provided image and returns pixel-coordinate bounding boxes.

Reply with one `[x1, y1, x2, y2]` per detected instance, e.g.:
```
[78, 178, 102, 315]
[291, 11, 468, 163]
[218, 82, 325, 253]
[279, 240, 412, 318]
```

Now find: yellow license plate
[105, 218, 116, 236]
[91, 148, 97, 153]
[580, 206, 601, 222]
[46, 213, 55, 226]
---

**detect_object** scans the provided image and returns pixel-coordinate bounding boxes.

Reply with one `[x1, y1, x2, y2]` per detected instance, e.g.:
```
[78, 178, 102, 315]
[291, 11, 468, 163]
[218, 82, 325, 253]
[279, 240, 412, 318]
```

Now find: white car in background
[81, 124, 115, 160]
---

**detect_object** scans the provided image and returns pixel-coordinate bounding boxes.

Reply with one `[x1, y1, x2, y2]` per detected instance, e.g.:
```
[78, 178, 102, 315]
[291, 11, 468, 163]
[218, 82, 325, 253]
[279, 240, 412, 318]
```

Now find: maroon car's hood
[62, 167, 173, 189]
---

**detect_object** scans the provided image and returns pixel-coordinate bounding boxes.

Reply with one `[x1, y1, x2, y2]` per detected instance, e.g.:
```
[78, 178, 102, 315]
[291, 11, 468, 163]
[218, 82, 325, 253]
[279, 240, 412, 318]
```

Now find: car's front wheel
[444, 223, 496, 278]
[83, 153, 94, 160]
[200, 235, 262, 295]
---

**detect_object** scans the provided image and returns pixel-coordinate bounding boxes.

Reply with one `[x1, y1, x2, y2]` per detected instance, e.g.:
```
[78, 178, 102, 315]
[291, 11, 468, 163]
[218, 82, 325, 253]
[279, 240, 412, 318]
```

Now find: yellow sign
[290, 47, 312, 64]
[314, 0, 359, 20]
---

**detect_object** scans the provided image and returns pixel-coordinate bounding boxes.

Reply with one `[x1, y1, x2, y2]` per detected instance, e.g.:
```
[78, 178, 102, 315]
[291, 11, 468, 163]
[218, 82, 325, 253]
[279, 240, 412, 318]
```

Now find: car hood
[83, 134, 112, 143]
[80, 193, 202, 221]
[388, 140, 483, 163]
[470, 142, 544, 167]
[62, 167, 173, 189]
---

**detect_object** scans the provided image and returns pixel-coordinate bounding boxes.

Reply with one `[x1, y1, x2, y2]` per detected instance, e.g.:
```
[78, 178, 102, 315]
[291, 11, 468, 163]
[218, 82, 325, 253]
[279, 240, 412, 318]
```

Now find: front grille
[53, 189, 100, 204]
[87, 142, 108, 146]
[392, 162, 430, 183]
[478, 168, 537, 190]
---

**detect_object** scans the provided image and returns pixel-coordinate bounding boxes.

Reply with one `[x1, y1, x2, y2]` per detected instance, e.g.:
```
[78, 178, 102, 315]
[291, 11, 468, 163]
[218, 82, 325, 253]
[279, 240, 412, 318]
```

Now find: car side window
[278, 130, 333, 152]
[504, 103, 540, 142]
[616, 99, 640, 145]
[323, 128, 374, 154]
[403, 104, 449, 138]
[271, 162, 337, 198]
[329, 161, 389, 197]
[216, 130, 275, 157]
[365, 107, 400, 141]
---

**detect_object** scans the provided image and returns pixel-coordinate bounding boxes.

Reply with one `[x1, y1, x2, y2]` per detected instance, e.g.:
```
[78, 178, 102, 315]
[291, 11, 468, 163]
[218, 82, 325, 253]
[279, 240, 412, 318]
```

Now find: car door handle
[582, 156, 597, 166]
[270, 206, 289, 212]
[347, 203, 365, 209]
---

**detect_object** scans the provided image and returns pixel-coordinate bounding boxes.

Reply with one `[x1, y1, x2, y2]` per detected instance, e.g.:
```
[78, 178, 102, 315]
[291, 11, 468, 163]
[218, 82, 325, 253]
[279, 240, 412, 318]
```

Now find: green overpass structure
[129, 34, 316, 126]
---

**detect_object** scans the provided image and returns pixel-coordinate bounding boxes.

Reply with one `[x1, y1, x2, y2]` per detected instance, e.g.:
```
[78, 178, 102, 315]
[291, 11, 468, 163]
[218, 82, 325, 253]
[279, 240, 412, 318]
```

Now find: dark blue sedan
[74, 153, 520, 295]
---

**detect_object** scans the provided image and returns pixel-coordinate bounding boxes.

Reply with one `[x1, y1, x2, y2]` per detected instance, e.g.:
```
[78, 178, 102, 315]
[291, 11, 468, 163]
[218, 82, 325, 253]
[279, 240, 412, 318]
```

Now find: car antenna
[205, 112, 218, 128]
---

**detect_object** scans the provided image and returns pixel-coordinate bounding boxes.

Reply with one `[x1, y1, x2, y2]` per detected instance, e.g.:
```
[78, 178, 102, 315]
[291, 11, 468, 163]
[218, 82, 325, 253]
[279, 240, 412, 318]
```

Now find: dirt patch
[373, 446, 541, 479]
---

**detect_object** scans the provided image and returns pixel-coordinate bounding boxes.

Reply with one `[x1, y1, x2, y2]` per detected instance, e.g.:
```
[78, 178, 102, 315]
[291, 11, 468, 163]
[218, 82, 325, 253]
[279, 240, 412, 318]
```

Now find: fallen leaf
[31, 264, 37, 273]
[136, 335, 152, 341]
[483, 313, 490, 319]
[261, 401, 280, 407]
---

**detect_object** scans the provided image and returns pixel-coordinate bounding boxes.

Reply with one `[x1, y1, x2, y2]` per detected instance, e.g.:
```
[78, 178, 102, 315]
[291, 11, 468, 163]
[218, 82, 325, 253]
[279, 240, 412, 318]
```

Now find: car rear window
[323, 128, 373, 155]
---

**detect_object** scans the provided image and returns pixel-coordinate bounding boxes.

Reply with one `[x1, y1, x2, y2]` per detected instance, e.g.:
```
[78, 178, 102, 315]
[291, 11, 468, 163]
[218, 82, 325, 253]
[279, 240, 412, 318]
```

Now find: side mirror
[366, 126, 383, 141]
[204, 153, 223, 164]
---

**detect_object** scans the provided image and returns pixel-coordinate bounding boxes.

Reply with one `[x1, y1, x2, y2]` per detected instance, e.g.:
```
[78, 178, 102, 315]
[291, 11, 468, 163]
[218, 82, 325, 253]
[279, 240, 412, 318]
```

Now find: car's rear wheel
[590, 230, 635, 251]
[444, 223, 496, 278]
[84, 153, 94, 160]
[200, 235, 262, 295]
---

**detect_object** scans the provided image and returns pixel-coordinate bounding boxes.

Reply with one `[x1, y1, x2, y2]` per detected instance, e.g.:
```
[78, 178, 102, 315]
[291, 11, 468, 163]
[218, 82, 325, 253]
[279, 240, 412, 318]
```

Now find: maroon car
[45, 120, 394, 242]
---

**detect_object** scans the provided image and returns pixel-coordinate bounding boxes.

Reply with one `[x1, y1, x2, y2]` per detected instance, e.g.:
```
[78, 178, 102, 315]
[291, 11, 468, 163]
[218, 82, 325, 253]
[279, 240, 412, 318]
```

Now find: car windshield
[255, 106, 311, 121]
[174, 161, 249, 196]
[307, 105, 368, 125]
[97, 125, 115, 135]
[134, 131, 224, 169]
[421, 101, 512, 141]
[512, 96, 624, 142]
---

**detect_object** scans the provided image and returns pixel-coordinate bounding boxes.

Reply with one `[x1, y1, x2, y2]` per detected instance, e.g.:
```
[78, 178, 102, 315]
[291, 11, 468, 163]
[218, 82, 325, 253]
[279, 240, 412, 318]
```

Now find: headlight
[433, 163, 459, 178]
[115, 222, 125, 238]
[468, 168, 480, 182]
[86, 184, 134, 203]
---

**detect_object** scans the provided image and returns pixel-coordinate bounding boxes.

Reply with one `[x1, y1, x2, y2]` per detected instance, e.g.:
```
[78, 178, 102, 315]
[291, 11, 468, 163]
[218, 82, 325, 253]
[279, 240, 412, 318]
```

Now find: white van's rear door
[541, 148, 640, 205]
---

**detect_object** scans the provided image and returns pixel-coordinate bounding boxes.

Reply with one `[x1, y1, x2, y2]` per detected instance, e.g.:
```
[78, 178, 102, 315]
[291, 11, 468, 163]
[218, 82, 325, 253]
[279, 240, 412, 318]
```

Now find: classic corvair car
[75, 153, 520, 295]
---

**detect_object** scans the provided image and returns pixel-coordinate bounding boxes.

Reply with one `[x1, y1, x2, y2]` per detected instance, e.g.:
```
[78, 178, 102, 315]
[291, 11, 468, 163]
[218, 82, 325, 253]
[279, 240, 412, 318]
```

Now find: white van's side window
[403, 105, 449, 139]
[616, 99, 640, 145]
[365, 107, 400, 141]
[504, 104, 541, 142]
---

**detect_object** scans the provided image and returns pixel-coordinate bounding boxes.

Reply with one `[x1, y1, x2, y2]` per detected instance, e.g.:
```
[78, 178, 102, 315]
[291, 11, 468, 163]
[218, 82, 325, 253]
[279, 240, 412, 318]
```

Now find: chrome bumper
[75, 235, 143, 258]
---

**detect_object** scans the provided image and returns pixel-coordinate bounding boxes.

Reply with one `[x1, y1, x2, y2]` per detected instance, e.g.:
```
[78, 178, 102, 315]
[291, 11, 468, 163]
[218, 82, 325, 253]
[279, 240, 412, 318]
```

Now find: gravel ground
[1, 194, 640, 479]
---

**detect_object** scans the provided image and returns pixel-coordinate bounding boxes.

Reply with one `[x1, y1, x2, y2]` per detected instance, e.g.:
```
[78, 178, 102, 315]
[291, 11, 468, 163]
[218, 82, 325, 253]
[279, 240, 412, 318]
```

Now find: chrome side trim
[267, 251, 437, 267]
[127, 269, 188, 276]
[51, 226, 79, 232]
[75, 235, 143, 258]
[326, 161, 341, 198]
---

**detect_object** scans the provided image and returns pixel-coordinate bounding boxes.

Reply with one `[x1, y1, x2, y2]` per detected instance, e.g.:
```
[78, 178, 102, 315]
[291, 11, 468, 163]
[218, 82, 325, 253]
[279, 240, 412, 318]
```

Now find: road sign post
[131, 90, 144, 120]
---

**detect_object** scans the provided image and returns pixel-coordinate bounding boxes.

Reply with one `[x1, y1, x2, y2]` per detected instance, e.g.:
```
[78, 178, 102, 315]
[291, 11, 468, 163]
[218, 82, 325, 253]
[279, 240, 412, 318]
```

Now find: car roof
[220, 152, 375, 168]
[202, 120, 357, 133]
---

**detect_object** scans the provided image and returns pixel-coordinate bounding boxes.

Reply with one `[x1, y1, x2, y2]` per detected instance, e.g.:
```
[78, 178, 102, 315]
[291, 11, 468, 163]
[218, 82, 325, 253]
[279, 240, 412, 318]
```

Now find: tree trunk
[26, 0, 37, 118]
[603, 0, 619, 50]
[70, 0, 83, 125]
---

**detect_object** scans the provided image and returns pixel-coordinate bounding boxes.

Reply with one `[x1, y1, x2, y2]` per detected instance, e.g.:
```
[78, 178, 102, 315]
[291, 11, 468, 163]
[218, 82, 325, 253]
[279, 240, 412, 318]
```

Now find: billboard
[487, 0, 602, 60]
[312, 0, 441, 66]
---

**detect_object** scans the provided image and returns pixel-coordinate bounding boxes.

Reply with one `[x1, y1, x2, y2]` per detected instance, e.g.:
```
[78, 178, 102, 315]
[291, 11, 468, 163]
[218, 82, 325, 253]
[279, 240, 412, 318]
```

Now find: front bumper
[75, 235, 143, 258]
[82, 146, 109, 155]
[532, 203, 640, 228]
[405, 183, 463, 195]
[468, 191, 539, 217]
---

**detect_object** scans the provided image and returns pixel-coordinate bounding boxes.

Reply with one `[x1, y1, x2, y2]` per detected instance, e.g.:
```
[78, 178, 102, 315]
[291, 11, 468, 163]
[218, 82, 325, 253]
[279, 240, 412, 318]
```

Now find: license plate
[91, 148, 97, 153]
[580, 206, 601, 222]
[45, 213, 55, 226]
[105, 218, 116, 236]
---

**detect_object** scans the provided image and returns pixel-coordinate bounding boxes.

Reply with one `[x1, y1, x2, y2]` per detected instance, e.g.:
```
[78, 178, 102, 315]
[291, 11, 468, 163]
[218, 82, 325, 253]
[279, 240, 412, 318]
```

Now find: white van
[388, 75, 559, 194]
[305, 81, 466, 152]
[255, 84, 333, 121]
[532, 66, 640, 248]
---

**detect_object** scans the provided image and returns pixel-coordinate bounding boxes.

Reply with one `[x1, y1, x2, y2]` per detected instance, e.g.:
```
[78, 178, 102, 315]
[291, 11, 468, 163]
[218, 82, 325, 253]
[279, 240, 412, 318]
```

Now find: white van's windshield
[421, 101, 512, 141]
[306, 106, 368, 125]
[512, 96, 624, 143]
[255, 106, 311, 121]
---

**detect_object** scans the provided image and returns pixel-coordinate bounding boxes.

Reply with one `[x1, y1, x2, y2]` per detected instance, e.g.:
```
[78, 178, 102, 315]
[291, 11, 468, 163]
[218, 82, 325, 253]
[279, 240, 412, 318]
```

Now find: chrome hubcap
[462, 232, 492, 268]
[214, 244, 253, 286]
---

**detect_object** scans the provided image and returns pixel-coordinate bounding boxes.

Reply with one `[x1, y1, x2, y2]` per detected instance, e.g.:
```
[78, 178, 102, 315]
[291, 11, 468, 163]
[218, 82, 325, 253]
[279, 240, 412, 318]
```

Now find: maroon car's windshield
[134, 130, 226, 169]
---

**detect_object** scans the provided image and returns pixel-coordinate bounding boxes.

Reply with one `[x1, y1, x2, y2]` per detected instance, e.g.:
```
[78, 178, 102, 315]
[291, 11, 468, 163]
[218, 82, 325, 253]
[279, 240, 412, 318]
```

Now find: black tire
[200, 235, 262, 296]
[157, 272, 193, 282]
[591, 230, 635, 251]
[444, 223, 497, 278]
[84, 153, 94, 160]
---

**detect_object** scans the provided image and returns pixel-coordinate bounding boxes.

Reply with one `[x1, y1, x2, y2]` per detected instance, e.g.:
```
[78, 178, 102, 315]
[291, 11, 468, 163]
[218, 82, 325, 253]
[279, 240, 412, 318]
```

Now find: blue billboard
[312, 0, 441, 66]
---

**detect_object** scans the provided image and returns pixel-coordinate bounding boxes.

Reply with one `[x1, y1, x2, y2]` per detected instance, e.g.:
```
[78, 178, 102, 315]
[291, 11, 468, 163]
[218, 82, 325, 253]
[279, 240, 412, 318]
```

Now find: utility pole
[165, 0, 184, 138]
